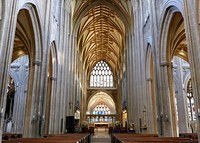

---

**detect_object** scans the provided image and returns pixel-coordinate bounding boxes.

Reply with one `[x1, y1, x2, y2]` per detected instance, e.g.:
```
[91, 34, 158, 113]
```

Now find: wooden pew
[112, 133, 198, 143]
[111, 133, 158, 143]
[2, 133, 91, 143]
[44, 133, 91, 143]
[179, 133, 198, 139]
[2, 133, 23, 140]
[119, 137, 196, 143]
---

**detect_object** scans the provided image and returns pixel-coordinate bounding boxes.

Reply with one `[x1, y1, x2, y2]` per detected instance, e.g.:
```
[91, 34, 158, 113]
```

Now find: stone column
[173, 58, 190, 133]
[126, 32, 133, 126]
[146, 77, 157, 134]
[0, 0, 17, 139]
[23, 60, 41, 137]
[160, 61, 177, 136]
[183, 1, 200, 141]
[11, 56, 29, 134]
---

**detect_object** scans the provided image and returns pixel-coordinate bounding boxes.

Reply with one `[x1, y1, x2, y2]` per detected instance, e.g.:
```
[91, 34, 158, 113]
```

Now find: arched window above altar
[92, 102, 110, 115]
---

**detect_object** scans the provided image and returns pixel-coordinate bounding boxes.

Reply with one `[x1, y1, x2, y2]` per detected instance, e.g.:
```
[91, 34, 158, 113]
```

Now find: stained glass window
[187, 79, 196, 121]
[92, 102, 110, 115]
[90, 60, 113, 87]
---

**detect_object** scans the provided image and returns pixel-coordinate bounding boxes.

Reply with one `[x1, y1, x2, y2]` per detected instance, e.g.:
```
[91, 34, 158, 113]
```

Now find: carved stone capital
[49, 76, 57, 81]
[146, 78, 153, 81]
[33, 60, 41, 66]
[160, 61, 170, 67]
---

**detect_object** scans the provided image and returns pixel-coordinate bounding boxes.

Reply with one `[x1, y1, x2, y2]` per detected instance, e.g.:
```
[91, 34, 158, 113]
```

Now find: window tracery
[92, 102, 110, 115]
[90, 60, 113, 87]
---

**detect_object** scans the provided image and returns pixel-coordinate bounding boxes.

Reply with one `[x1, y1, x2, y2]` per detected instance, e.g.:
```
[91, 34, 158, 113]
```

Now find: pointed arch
[87, 91, 116, 114]
[0, 1, 45, 136]
[158, 0, 194, 136]
[46, 41, 58, 134]
[145, 43, 157, 134]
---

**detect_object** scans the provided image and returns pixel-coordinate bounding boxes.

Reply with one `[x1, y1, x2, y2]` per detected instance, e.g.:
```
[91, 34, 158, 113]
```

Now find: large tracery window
[92, 102, 110, 115]
[90, 60, 113, 87]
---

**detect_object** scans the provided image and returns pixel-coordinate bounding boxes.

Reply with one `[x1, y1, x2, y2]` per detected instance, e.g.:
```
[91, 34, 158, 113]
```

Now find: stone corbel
[147, 36, 152, 45]
[146, 77, 153, 82]
[157, 112, 164, 121]
[41, 115, 45, 122]
[164, 115, 169, 122]
[32, 115, 36, 124]
[49, 76, 57, 81]
[160, 61, 170, 67]
[33, 60, 41, 66]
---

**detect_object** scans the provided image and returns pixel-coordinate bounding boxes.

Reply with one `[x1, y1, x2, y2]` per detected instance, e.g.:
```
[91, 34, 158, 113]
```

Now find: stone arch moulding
[2, 1, 42, 102]
[87, 90, 116, 104]
[16, 2, 43, 137]
[145, 43, 152, 80]
[183, 72, 191, 92]
[158, 1, 186, 137]
[159, 1, 184, 63]
[86, 91, 116, 114]
[49, 41, 58, 78]
[19, 3, 43, 62]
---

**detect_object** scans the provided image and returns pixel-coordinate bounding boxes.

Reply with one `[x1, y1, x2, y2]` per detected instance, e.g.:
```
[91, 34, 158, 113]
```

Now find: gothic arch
[145, 44, 157, 134]
[18, 3, 42, 62]
[145, 44, 153, 80]
[46, 41, 58, 134]
[158, 0, 199, 136]
[159, 2, 185, 63]
[158, 1, 186, 136]
[1, 2, 44, 137]
[87, 90, 116, 104]
[86, 91, 116, 114]
[49, 41, 58, 80]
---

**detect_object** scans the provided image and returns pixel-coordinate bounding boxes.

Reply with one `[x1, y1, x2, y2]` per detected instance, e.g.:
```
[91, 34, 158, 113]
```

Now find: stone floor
[91, 128, 111, 143]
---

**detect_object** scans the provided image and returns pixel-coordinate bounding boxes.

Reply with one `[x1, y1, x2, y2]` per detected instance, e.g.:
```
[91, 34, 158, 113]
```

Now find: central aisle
[91, 128, 111, 143]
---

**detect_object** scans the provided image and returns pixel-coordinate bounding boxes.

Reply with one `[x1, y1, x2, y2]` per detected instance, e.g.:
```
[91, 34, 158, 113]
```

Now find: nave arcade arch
[1, 3, 43, 137]
[159, 3, 197, 136]
[86, 91, 116, 125]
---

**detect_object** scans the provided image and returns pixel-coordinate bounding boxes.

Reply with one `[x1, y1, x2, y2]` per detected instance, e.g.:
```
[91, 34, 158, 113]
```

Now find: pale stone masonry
[0, 0, 199, 142]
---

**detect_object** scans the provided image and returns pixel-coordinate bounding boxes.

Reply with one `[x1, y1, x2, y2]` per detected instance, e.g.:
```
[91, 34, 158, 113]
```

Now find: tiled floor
[91, 128, 111, 143]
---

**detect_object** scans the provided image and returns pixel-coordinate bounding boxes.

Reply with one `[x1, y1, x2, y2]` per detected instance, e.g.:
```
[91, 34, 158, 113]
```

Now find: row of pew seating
[2, 134, 23, 140]
[111, 133, 198, 143]
[2, 133, 91, 143]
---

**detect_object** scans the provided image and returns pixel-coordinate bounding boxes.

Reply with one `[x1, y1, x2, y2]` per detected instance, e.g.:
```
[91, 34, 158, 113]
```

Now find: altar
[94, 122, 109, 128]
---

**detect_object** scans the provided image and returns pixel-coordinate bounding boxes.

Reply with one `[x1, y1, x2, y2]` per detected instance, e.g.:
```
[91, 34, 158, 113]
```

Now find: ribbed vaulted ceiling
[77, 4, 125, 76]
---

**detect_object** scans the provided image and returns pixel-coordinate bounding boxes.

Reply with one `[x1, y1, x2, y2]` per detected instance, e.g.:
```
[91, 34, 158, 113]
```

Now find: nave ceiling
[73, 0, 131, 77]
